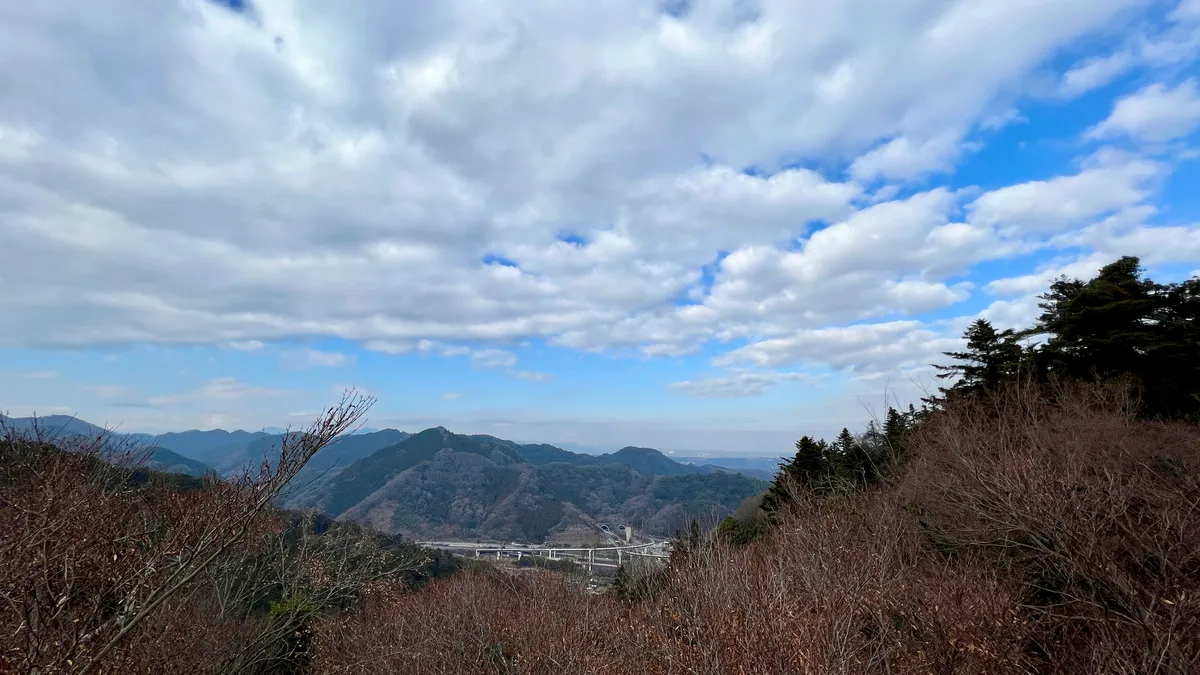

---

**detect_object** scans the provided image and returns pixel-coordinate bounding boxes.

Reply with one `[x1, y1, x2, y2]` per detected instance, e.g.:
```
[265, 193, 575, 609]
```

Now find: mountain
[137, 447, 214, 477]
[3, 414, 768, 540]
[152, 428, 410, 476]
[0, 415, 401, 479]
[282, 427, 767, 542]
[1, 413, 123, 440]
[151, 429, 272, 472]
[673, 455, 785, 481]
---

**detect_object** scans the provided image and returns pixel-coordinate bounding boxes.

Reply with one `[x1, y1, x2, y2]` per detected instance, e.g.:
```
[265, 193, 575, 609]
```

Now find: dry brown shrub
[310, 492, 1029, 674]
[906, 379, 1200, 673]
[309, 381, 1198, 674]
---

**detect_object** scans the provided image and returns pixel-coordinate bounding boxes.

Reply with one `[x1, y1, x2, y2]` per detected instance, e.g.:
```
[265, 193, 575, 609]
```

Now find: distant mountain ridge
[281, 427, 767, 541]
[1, 413, 770, 541]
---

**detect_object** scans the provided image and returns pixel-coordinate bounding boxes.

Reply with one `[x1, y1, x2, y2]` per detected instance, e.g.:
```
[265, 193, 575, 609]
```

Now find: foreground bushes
[0, 393, 454, 674]
[310, 383, 1199, 674]
[3, 382, 1195, 673]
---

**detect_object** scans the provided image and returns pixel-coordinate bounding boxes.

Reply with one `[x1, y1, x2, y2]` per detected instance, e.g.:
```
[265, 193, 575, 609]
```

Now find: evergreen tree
[933, 318, 1024, 395]
[883, 406, 910, 458]
[1033, 256, 1161, 382]
[1031, 256, 1198, 418]
[834, 427, 870, 485]
[761, 435, 832, 514]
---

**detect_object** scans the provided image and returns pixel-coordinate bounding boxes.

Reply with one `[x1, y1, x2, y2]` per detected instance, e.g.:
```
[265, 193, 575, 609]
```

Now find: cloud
[669, 371, 809, 398]
[1085, 79, 1200, 142]
[715, 320, 961, 375]
[5, 370, 58, 380]
[0, 0, 1157, 357]
[1059, 51, 1136, 97]
[441, 391, 463, 400]
[469, 348, 518, 370]
[1171, 0, 1200, 22]
[848, 130, 970, 182]
[227, 340, 265, 352]
[84, 384, 129, 400]
[148, 377, 295, 407]
[509, 370, 553, 382]
[967, 150, 1162, 235]
[280, 348, 354, 369]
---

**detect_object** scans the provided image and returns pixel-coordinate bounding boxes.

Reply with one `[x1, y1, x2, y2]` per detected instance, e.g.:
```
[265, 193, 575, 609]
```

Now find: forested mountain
[1, 413, 766, 541]
[281, 427, 767, 542]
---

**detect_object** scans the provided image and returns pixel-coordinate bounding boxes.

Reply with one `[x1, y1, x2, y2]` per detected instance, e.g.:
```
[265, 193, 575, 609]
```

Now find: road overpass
[419, 540, 671, 571]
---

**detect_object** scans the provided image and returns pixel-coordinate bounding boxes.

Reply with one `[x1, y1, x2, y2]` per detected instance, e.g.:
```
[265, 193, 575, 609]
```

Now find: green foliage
[717, 515, 765, 546]
[930, 256, 1199, 420]
[933, 318, 1025, 396]
[610, 558, 668, 602]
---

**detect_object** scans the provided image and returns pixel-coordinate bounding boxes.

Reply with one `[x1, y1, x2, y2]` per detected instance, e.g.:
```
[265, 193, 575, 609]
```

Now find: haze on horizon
[2, 0, 1199, 455]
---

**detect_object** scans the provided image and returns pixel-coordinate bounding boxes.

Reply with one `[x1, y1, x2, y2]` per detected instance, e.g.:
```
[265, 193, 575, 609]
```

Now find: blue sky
[1, 0, 1199, 454]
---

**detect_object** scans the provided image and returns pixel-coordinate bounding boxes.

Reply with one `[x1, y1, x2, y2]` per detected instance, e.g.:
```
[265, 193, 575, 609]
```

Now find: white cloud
[510, 370, 553, 382]
[469, 348, 518, 370]
[967, 150, 1162, 235]
[0, 0, 1156, 358]
[227, 339, 265, 352]
[1171, 0, 1200, 22]
[4, 370, 58, 380]
[715, 320, 961, 374]
[148, 377, 295, 407]
[1086, 79, 1200, 142]
[669, 371, 809, 398]
[441, 392, 463, 400]
[280, 348, 354, 369]
[1059, 51, 1136, 97]
[84, 384, 129, 400]
[848, 130, 969, 182]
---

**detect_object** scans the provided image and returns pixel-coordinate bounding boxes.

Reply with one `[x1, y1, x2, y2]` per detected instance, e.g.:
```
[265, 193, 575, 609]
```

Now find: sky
[1, 0, 1199, 456]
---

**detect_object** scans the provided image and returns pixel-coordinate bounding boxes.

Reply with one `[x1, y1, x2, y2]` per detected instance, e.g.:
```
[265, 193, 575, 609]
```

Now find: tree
[934, 318, 1025, 396]
[1034, 256, 1161, 381]
[883, 407, 909, 457]
[1031, 256, 1198, 418]
[761, 435, 833, 514]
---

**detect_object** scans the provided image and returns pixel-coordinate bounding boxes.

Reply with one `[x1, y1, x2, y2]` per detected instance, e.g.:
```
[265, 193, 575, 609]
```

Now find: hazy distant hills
[1, 413, 770, 540]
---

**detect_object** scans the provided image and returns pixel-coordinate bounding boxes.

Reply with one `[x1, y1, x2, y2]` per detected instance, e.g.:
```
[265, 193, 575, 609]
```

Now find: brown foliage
[907, 380, 1200, 673]
[308, 382, 1198, 674]
[0, 391, 390, 674]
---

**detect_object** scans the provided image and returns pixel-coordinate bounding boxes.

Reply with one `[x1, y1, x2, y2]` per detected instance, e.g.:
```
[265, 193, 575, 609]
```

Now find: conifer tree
[761, 435, 832, 513]
[933, 318, 1024, 395]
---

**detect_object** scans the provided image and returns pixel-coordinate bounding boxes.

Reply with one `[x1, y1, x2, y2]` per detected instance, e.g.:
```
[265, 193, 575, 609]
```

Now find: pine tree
[761, 435, 832, 514]
[1033, 256, 1161, 383]
[834, 427, 866, 485]
[883, 406, 908, 457]
[1031, 256, 1198, 418]
[933, 318, 1024, 396]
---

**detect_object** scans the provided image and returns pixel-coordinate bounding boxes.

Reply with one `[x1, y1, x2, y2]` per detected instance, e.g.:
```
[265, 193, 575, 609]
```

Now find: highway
[419, 539, 672, 570]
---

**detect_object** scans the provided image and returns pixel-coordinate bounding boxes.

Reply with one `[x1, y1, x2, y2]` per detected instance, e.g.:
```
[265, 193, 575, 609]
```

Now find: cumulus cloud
[0, 0, 1157, 359]
[966, 150, 1162, 235]
[848, 130, 970, 182]
[1086, 79, 1200, 142]
[6, 0, 1199, 436]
